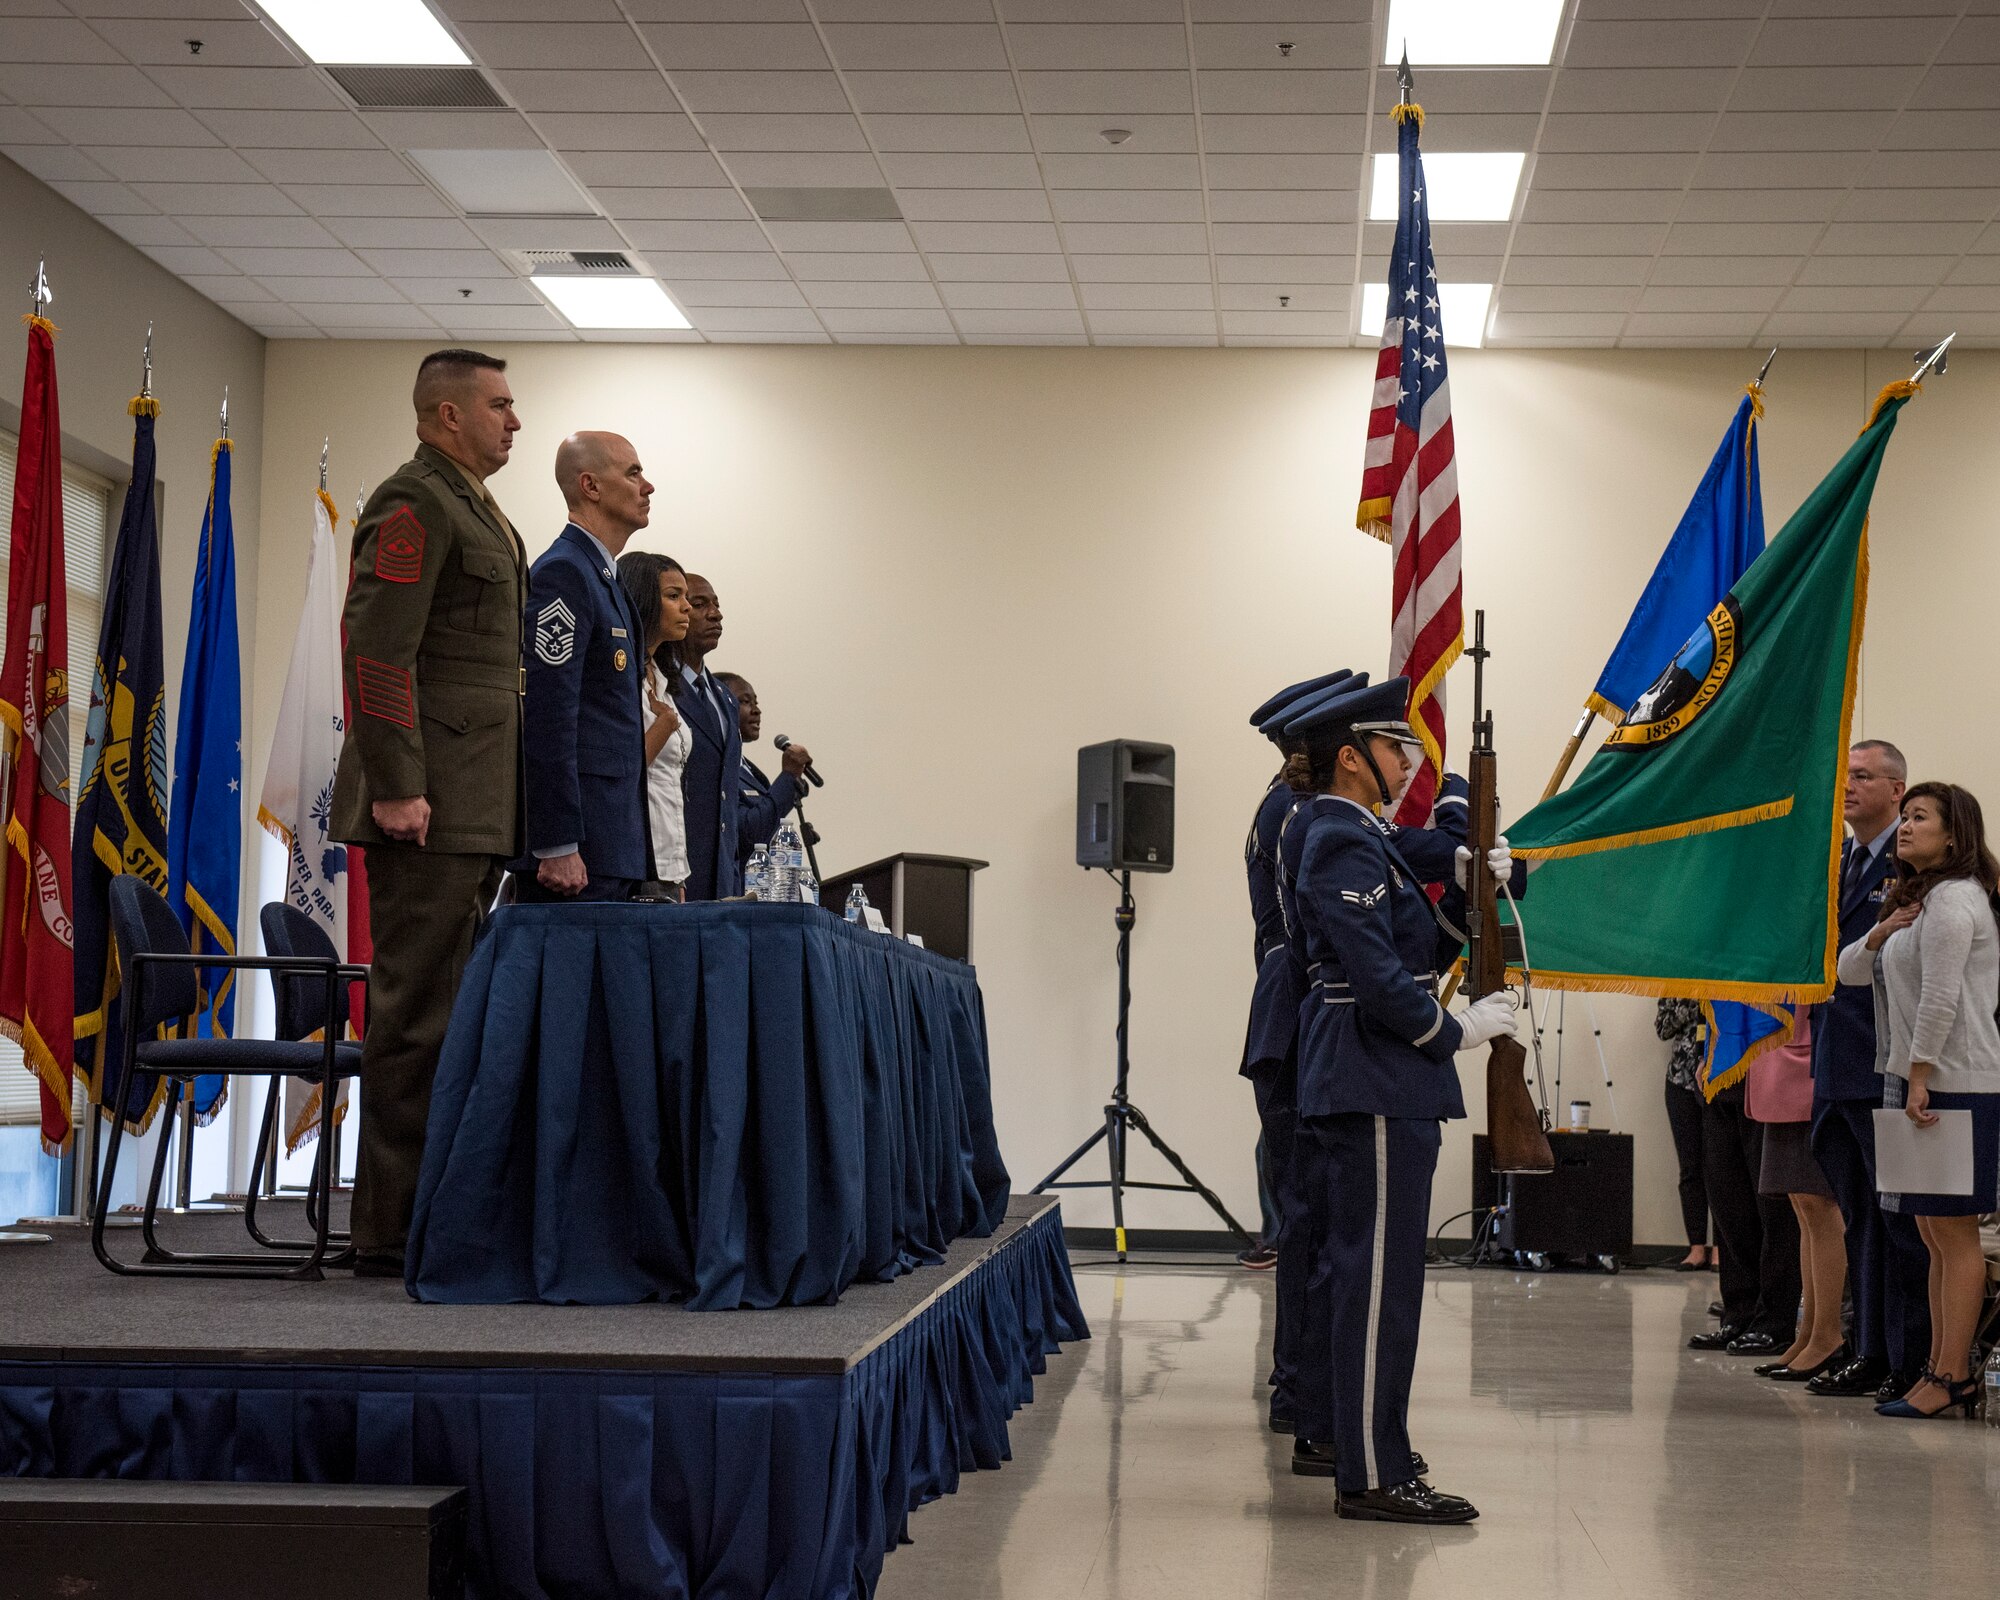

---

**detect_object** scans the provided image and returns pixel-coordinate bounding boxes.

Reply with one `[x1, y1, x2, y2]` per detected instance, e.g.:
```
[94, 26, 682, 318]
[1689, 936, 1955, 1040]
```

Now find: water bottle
[1982, 1344, 2000, 1427]
[768, 821, 803, 904]
[845, 883, 868, 924]
[745, 844, 770, 901]
[800, 857, 820, 908]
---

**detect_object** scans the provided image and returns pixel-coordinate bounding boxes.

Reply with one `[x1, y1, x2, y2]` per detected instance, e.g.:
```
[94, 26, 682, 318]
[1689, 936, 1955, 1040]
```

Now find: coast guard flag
[0, 311, 76, 1154]
[1356, 96, 1462, 828]
[73, 392, 173, 1130]
[165, 436, 242, 1123]
[1503, 382, 1920, 1088]
[257, 488, 352, 1152]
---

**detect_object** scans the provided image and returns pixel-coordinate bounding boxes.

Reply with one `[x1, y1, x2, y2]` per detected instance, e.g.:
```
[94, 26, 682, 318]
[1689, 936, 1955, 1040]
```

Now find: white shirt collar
[1857, 819, 1898, 861]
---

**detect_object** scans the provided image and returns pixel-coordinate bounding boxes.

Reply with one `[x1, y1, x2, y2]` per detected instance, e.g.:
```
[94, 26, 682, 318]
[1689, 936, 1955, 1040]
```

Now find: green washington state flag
[1503, 382, 1918, 1005]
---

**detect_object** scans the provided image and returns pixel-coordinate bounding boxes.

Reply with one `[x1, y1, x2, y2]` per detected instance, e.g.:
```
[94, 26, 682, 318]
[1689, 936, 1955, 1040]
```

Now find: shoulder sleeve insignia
[1338, 883, 1389, 910]
[535, 597, 577, 666]
[374, 505, 426, 584]
[356, 657, 414, 728]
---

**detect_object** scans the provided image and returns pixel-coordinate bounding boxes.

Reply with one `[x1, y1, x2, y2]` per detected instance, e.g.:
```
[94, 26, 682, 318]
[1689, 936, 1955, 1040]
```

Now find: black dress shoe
[1688, 1323, 1745, 1351]
[351, 1251, 406, 1279]
[1291, 1438, 1428, 1478]
[1769, 1348, 1848, 1383]
[1707, 1300, 1725, 1318]
[1875, 1369, 1923, 1405]
[1802, 1355, 1887, 1397]
[1337, 1480, 1478, 1525]
[1725, 1330, 1782, 1356]
[1753, 1359, 1790, 1377]
[1269, 1410, 1296, 1435]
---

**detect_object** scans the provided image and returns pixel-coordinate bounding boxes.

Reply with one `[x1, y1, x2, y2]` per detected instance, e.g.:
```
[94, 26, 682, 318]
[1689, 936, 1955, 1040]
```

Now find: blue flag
[73, 397, 174, 1129]
[165, 437, 241, 1122]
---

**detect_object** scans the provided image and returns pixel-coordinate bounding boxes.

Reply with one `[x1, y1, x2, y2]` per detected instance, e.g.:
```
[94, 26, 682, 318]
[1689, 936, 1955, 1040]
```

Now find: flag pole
[1537, 350, 1782, 802]
[1908, 332, 1954, 383]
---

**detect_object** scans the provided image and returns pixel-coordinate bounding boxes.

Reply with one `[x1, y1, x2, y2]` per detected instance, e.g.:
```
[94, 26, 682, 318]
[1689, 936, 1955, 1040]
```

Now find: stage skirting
[0, 1203, 1085, 1600]
[408, 902, 1012, 1310]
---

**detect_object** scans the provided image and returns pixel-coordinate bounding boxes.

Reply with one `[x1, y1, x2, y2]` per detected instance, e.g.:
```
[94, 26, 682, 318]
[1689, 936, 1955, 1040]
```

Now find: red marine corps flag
[1355, 68, 1462, 827]
[1, 275, 77, 1154]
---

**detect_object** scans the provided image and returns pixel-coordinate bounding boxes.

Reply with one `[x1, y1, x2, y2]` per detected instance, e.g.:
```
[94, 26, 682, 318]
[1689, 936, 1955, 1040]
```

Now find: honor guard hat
[1251, 669, 1359, 739]
[1282, 674, 1420, 748]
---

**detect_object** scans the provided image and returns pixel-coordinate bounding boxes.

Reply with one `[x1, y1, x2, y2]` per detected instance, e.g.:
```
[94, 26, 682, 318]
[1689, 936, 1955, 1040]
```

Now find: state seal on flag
[1606, 596, 1741, 751]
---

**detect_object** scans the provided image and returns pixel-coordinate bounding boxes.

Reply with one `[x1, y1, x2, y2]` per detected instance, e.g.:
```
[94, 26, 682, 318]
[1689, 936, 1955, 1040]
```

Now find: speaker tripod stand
[1034, 870, 1253, 1261]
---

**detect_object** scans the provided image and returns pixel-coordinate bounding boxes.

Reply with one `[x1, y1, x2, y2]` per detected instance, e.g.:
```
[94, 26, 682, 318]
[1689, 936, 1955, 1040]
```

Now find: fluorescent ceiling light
[534, 277, 691, 332]
[261, 0, 468, 66]
[1383, 0, 1564, 67]
[1360, 282, 1493, 348]
[1369, 151, 1525, 222]
[409, 149, 596, 217]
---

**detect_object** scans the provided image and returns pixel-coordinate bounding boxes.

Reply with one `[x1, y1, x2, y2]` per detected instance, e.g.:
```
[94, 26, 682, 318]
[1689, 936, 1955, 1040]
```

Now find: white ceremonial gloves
[1452, 836, 1514, 890]
[1455, 989, 1521, 1049]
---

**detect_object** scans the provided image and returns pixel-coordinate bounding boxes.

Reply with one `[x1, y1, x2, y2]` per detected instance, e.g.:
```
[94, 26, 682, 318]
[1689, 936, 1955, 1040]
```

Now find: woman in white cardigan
[616, 550, 694, 897]
[1836, 780, 2000, 1419]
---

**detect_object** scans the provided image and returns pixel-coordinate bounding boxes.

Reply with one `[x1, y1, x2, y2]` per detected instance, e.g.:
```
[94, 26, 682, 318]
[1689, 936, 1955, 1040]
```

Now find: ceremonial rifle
[1465, 613, 1556, 1175]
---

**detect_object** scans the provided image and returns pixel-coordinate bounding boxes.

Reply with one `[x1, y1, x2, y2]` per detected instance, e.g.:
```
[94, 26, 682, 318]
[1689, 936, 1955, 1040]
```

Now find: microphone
[774, 734, 824, 788]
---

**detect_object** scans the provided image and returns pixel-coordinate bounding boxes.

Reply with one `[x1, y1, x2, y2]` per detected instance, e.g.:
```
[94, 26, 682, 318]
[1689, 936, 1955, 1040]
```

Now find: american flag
[1356, 103, 1462, 828]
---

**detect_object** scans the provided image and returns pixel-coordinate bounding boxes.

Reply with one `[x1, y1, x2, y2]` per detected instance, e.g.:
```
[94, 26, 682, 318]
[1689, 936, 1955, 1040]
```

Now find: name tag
[611, 627, 628, 638]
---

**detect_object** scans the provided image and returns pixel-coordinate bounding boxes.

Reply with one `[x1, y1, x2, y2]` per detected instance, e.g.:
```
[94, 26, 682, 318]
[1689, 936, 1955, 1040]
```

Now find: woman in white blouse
[1836, 781, 2000, 1419]
[617, 551, 694, 897]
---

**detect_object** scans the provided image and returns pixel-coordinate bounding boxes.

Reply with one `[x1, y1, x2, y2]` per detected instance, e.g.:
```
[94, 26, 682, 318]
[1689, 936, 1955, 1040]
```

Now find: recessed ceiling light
[533, 276, 691, 332]
[1360, 282, 1493, 348]
[261, 0, 468, 66]
[1369, 151, 1524, 222]
[409, 149, 596, 216]
[1383, 0, 1564, 67]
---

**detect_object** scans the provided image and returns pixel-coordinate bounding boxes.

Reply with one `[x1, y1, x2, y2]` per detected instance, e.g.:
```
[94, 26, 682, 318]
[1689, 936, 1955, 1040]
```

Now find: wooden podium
[819, 854, 988, 963]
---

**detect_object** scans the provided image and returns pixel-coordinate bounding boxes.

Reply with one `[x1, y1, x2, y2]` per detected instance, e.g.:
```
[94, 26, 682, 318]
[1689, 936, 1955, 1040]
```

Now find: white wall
[251, 334, 1998, 1247]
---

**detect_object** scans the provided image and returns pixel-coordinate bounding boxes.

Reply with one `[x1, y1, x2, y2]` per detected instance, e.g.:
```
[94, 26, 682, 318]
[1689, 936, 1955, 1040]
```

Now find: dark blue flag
[165, 435, 242, 1122]
[73, 396, 172, 1129]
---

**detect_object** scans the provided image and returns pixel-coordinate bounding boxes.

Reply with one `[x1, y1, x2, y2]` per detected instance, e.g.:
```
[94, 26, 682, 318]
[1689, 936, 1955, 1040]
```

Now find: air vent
[327, 65, 505, 110]
[521, 250, 637, 276]
[743, 187, 903, 223]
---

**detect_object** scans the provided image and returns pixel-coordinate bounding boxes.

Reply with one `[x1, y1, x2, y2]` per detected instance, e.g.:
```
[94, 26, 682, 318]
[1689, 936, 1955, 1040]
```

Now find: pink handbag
[1746, 1010, 1815, 1124]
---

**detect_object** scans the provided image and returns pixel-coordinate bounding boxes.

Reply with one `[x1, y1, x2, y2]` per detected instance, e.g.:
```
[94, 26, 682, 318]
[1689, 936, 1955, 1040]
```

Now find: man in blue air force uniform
[512, 432, 654, 901]
[1272, 675, 1518, 1526]
[1241, 668, 1492, 1439]
[714, 669, 815, 866]
[1804, 738, 1930, 1401]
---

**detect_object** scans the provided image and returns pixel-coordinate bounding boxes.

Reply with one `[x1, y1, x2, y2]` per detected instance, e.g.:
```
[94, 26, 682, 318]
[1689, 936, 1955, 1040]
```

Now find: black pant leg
[1702, 1085, 1765, 1328]
[350, 845, 505, 1255]
[1811, 1097, 1884, 1363]
[1663, 1079, 1710, 1247]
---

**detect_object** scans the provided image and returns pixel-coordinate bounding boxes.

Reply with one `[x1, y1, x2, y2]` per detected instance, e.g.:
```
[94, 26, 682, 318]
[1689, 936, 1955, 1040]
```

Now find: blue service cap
[1251, 669, 1359, 738]
[1282, 674, 1419, 747]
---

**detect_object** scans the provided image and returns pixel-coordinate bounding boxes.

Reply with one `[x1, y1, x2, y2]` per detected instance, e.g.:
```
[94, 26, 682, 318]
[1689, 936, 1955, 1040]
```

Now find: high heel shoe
[1876, 1368, 1980, 1419]
[1769, 1347, 1849, 1384]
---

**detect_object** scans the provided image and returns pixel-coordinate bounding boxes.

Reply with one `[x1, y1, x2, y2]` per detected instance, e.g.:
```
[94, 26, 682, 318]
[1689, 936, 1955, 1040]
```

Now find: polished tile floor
[877, 1257, 2000, 1599]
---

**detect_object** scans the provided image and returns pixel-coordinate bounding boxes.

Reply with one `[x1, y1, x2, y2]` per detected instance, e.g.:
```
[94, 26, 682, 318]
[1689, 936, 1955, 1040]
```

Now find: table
[405, 902, 1011, 1310]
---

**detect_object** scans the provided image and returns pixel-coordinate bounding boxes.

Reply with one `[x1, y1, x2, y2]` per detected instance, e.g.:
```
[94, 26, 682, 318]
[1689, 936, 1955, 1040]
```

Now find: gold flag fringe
[1512, 795, 1794, 863]
[128, 395, 159, 418]
[1392, 101, 1424, 129]
[21, 313, 56, 338]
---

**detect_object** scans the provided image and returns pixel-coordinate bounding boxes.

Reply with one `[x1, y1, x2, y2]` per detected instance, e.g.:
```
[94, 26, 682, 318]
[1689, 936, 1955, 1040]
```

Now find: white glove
[1453, 838, 1514, 890]
[1455, 989, 1521, 1049]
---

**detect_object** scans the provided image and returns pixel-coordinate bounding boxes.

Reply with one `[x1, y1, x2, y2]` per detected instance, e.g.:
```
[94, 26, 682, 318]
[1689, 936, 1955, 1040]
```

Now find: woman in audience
[1656, 999, 1717, 1270]
[618, 551, 695, 898]
[1838, 781, 2000, 1419]
[1748, 1010, 1847, 1382]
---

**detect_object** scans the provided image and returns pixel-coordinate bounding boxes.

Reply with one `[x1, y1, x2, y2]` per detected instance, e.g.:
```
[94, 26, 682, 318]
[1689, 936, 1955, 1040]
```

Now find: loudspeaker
[1472, 1131, 1634, 1260]
[1076, 740, 1174, 873]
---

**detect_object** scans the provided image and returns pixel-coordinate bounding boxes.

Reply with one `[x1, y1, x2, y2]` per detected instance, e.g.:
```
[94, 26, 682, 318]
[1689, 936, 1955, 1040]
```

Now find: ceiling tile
[436, 305, 569, 331]
[1707, 111, 1895, 152]
[605, 191, 750, 223]
[1645, 256, 1805, 286]
[1219, 310, 1346, 335]
[1383, 67, 1549, 116]
[1512, 222, 1670, 256]
[951, 309, 1086, 335]
[1212, 253, 1346, 283]
[1016, 72, 1194, 114]
[195, 108, 381, 149]
[285, 184, 454, 216]
[1779, 286, 1925, 313]
[1191, 22, 1365, 70]
[1945, 258, 2000, 285]
[640, 249, 792, 277]
[1362, 114, 1541, 154]
[1552, 69, 1737, 114]
[1796, 256, 1954, 285]
[819, 23, 1006, 70]
[361, 111, 544, 149]
[1053, 189, 1206, 223]
[1836, 187, 2000, 222]
[876, 151, 1041, 187]
[1537, 113, 1712, 154]
[111, 18, 299, 67]
[243, 149, 419, 187]
[1926, 280, 2000, 307]
[863, 113, 1030, 152]
[1504, 256, 1656, 286]
[1533, 152, 1699, 189]
[937, 280, 1077, 309]
[1862, 150, 2000, 188]
[1008, 25, 1188, 70]
[661, 279, 808, 307]
[1636, 286, 1785, 313]
[1820, 220, 1983, 255]
[1217, 282, 1349, 312]
[1727, 66, 1924, 112]
[640, 23, 831, 69]
[1750, 18, 1953, 66]
[1758, 312, 1907, 338]
[354, 247, 514, 278]
[1523, 189, 1681, 224]
[183, 275, 267, 302]
[217, 244, 370, 276]
[926, 252, 1072, 281]
[702, 113, 869, 150]
[685, 306, 826, 333]
[594, 187, 746, 219]
[138, 243, 235, 275]
[1204, 153, 1354, 189]
[0, 63, 171, 107]
[1489, 312, 1629, 339]
[906, 220, 1057, 252]
[181, 214, 343, 248]
[1095, 334, 1219, 345]
[1086, 309, 1217, 336]
[801, 280, 942, 308]
[299, 302, 442, 330]
[1881, 110, 2000, 150]
[131, 180, 303, 214]
[0, 108, 61, 145]
[1195, 70, 1363, 115]
[1565, 18, 1758, 68]
[97, 213, 198, 248]
[829, 332, 959, 343]
[3, 144, 112, 182]
[1623, 312, 1767, 338]
[386, 277, 542, 304]
[1072, 253, 1213, 282]
[459, 22, 648, 69]
[962, 333, 1088, 345]
[816, 305, 953, 331]
[617, 218, 769, 247]
[1210, 221, 1350, 253]
[145, 66, 341, 111]
[1060, 221, 1209, 253]
[1080, 282, 1214, 310]
[1944, 16, 2000, 61]
[84, 144, 267, 183]
[1661, 221, 1821, 255]
[1205, 189, 1348, 222]
[0, 17, 125, 64]
[535, 113, 706, 150]
[898, 188, 1052, 222]
[775, 249, 928, 278]
[1198, 112, 1359, 154]
[828, 71, 1020, 114]
[1032, 113, 1196, 152]
[723, 150, 885, 186]
[1499, 287, 1641, 314]
[571, 151, 730, 187]
[499, 69, 684, 113]
[1003, 1, 1183, 19]
[768, 219, 915, 250]
[251, 276, 407, 304]
[1693, 151, 1869, 188]
[1673, 187, 1840, 223]
[467, 216, 624, 250]
[30, 105, 210, 145]
[1041, 151, 1199, 188]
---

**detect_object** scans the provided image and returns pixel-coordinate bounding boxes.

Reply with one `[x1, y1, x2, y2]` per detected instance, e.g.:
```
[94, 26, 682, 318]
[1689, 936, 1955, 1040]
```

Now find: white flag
[256, 489, 351, 1152]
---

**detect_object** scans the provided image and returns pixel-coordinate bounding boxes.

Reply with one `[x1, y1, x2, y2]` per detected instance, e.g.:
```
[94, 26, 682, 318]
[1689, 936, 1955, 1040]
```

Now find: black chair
[243, 902, 368, 1259]
[91, 878, 357, 1280]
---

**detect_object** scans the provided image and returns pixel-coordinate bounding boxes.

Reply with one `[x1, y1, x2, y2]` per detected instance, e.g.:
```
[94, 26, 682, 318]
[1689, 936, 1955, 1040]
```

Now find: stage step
[0, 1480, 466, 1600]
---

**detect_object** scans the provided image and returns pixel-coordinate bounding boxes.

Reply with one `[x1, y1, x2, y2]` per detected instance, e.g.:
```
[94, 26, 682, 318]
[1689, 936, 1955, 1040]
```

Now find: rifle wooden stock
[1466, 744, 1555, 1175]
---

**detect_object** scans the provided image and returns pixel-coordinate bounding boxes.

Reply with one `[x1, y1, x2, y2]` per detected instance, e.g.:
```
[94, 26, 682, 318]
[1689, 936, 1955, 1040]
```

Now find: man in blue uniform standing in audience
[714, 669, 814, 866]
[513, 431, 653, 901]
[1274, 673, 1518, 1524]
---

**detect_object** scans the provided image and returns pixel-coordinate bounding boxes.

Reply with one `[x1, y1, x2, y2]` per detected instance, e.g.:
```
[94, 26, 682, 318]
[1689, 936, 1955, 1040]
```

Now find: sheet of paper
[1872, 1107, 1975, 1196]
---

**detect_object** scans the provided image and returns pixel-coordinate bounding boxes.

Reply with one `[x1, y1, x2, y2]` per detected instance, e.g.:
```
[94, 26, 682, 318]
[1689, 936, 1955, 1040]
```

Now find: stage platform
[0, 1195, 1087, 1599]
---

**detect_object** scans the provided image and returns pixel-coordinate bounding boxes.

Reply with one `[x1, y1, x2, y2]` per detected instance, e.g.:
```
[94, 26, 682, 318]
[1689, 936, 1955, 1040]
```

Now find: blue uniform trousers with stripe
[1296, 1111, 1440, 1491]
[1810, 1094, 1931, 1370]
[1249, 1063, 1306, 1416]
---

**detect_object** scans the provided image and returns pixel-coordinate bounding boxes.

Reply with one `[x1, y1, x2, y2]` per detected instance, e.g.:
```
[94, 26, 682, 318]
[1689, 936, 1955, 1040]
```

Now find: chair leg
[137, 1092, 182, 1265]
[90, 1109, 130, 1275]
[244, 1083, 282, 1247]
[244, 1079, 353, 1265]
